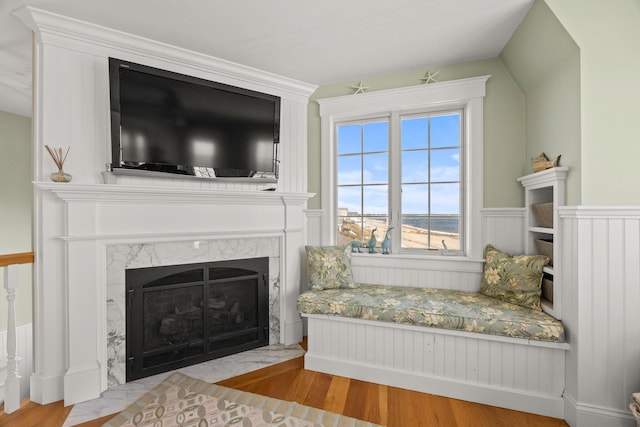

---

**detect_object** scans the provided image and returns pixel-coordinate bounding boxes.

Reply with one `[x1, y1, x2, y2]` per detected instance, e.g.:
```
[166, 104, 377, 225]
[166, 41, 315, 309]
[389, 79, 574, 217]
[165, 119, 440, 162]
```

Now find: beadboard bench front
[302, 312, 569, 418]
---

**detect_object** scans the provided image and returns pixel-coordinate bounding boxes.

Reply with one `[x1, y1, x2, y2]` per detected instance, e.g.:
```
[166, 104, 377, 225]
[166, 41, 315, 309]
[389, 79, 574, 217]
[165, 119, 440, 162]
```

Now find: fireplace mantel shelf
[35, 182, 314, 205]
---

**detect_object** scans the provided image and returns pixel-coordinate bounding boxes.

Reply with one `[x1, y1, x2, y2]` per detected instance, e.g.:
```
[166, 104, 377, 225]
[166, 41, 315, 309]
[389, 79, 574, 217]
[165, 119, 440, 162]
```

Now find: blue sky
[337, 113, 460, 217]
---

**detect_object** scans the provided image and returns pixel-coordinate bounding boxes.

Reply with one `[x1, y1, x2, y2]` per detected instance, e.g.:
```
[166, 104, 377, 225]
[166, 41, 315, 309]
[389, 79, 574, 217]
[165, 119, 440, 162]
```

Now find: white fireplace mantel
[37, 182, 313, 204]
[19, 5, 317, 406]
[36, 182, 313, 240]
[34, 182, 313, 405]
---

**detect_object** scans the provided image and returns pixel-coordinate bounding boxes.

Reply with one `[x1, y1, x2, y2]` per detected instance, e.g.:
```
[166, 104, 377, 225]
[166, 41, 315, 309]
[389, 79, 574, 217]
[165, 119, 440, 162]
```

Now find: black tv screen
[109, 58, 280, 178]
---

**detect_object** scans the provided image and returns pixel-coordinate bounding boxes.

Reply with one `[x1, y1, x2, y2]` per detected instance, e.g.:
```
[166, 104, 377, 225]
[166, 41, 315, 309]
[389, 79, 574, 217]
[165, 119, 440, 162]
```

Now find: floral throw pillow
[480, 244, 550, 311]
[305, 245, 357, 291]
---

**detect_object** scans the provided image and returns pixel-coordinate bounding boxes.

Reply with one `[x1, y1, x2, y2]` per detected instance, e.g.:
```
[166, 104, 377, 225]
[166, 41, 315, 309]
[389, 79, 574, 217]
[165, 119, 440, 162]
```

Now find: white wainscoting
[351, 255, 483, 292]
[0, 323, 33, 403]
[481, 208, 525, 255]
[304, 314, 567, 418]
[560, 207, 640, 427]
[304, 210, 323, 247]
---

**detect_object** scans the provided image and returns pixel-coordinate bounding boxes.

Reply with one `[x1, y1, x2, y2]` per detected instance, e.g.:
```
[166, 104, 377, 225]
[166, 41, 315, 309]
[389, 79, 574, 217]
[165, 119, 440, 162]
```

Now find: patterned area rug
[104, 372, 380, 427]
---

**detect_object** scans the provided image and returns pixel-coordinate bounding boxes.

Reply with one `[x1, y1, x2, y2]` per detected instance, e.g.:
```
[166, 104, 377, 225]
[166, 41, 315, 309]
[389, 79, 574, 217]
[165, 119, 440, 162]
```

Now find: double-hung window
[319, 76, 487, 259]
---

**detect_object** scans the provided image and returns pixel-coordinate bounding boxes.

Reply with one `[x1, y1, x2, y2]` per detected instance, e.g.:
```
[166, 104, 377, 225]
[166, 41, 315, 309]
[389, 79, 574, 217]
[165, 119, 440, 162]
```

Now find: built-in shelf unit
[517, 167, 568, 319]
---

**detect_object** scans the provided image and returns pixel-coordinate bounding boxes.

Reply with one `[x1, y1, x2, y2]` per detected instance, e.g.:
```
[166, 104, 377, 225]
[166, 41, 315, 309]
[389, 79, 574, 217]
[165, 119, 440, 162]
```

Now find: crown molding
[317, 75, 490, 118]
[13, 6, 317, 102]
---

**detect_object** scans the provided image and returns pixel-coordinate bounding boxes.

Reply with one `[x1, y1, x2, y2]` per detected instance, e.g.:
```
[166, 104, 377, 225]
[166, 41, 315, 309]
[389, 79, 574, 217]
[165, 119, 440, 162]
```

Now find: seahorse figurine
[367, 228, 377, 253]
[381, 227, 394, 254]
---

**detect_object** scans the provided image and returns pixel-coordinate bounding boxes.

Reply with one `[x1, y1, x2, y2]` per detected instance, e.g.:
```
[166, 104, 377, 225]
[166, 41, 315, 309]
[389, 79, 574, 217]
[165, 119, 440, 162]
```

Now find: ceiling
[0, 0, 534, 117]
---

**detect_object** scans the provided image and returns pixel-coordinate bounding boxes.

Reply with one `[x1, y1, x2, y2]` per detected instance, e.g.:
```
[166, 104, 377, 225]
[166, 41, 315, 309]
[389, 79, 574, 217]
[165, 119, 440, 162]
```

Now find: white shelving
[517, 167, 568, 319]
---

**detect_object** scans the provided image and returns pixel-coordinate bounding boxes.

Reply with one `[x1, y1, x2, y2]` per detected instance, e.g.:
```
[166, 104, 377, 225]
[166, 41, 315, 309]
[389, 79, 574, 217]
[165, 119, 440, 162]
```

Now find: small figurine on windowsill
[381, 227, 394, 254]
[366, 228, 377, 253]
[351, 241, 364, 253]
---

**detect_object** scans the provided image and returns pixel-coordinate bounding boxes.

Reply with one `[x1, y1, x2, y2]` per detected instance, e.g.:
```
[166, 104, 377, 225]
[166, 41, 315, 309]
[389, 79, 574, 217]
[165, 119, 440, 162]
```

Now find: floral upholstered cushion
[297, 284, 564, 342]
[480, 244, 550, 311]
[305, 245, 357, 290]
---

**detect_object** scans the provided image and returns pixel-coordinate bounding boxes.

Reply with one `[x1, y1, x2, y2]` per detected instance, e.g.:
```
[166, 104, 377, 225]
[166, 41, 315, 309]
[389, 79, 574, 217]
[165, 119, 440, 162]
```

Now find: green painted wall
[0, 110, 33, 331]
[307, 58, 527, 209]
[545, 0, 640, 205]
[500, 0, 581, 205]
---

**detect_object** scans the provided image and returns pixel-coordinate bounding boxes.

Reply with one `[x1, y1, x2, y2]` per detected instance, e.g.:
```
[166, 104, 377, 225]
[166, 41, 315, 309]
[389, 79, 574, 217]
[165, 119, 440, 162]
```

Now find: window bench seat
[298, 284, 569, 418]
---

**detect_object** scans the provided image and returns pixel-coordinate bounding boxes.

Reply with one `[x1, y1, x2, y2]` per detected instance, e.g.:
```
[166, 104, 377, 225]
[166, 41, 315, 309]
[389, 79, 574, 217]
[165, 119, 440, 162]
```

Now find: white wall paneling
[303, 314, 568, 418]
[15, 6, 316, 189]
[560, 207, 640, 427]
[350, 255, 483, 292]
[481, 208, 525, 255]
[304, 209, 323, 247]
[16, 6, 316, 406]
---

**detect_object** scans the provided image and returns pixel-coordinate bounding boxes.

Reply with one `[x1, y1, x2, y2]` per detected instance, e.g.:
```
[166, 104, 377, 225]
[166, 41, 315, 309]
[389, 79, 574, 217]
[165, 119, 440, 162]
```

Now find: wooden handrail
[0, 251, 34, 267]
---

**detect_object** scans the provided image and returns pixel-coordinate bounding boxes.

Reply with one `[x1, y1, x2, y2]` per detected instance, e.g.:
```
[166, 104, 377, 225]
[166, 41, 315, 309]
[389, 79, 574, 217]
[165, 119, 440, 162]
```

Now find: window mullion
[427, 115, 432, 249]
[360, 125, 365, 241]
[389, 112, 402, 254]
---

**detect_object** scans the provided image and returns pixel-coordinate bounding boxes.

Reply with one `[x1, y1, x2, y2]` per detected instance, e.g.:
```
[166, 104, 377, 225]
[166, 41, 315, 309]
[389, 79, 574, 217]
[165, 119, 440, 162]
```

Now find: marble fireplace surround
[35, 183, 312, 405]
[106, 236, 282, 387]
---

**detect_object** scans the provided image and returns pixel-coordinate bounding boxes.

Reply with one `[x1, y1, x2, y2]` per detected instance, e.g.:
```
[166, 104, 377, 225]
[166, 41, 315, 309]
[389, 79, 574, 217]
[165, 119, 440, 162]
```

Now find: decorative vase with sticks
[45, 145, 71, 182]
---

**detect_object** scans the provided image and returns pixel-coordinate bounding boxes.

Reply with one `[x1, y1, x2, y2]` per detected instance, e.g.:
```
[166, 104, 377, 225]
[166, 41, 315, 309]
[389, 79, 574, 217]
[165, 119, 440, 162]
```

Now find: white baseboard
[29, 370, 65, 404]
[564, 392, 637, 427]
[283, 319, 303, 346]
[305, 353, 565, 418]
[64, 363, 102, 406]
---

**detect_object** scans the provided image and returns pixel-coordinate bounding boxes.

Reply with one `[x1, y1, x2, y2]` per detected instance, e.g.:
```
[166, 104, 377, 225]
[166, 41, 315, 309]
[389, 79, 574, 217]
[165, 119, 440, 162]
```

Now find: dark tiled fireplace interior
[126, 257, 269, 381]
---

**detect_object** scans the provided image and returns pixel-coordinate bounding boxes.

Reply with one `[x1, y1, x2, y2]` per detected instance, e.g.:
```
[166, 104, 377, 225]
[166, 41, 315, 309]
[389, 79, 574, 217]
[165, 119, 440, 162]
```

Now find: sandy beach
[338, 217, 459, 251]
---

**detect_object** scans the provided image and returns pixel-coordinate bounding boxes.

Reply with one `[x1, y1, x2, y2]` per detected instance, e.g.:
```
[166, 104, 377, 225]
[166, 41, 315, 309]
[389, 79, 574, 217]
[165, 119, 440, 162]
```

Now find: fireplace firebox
[126, 257, 269, 381]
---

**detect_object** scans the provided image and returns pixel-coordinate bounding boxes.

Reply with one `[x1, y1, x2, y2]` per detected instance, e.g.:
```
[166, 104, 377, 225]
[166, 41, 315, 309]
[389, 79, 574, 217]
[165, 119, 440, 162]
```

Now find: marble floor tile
[62, 343, 305, 426]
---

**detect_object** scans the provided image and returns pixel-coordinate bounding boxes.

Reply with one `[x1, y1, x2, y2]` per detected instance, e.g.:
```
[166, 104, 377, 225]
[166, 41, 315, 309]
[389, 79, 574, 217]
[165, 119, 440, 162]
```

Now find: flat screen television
[108, 58, 281, 179]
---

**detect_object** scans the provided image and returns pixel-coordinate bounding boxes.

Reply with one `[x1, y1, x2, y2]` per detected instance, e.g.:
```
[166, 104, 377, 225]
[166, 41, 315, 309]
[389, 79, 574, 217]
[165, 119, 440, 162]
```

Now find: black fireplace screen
[126, 257, 269, 381]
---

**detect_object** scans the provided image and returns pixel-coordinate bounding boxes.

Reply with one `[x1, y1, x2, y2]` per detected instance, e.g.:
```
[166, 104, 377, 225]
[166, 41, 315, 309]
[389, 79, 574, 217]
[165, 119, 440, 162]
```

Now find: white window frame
[317, 76, 489, 260]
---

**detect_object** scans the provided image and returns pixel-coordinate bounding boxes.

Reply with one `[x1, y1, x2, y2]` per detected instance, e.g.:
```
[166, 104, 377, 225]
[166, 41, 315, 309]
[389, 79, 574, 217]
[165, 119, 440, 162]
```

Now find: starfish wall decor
[419, 70, 440, 84]
[350, 81, 369, 95]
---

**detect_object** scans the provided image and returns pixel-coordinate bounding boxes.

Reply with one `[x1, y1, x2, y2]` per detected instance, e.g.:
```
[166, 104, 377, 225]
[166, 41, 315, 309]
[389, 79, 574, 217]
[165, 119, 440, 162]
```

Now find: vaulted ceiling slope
[0, 0, 534, 117]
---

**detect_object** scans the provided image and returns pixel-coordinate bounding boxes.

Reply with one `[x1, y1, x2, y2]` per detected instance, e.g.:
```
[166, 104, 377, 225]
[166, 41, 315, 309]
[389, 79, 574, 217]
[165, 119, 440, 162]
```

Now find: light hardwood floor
[0, 342, 569, 427]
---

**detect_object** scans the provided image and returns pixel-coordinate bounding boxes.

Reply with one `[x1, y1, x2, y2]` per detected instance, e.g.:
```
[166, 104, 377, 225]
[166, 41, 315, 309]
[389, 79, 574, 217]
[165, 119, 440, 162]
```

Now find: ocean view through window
[336, 110, 462, 253]
[319, 76, 487, 259]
